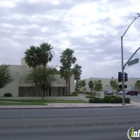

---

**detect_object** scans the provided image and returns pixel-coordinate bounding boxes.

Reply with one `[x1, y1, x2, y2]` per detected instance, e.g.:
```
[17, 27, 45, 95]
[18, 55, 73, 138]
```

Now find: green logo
[127, 127, 140, 140]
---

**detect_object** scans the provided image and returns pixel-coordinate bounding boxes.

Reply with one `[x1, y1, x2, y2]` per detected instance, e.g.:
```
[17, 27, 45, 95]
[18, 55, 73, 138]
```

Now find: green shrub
[99, 98, 105, 103]
[110, 98, 115, 103]
[104, 96, 110, 103]
[89, 96, 129, 104]
[4, 93, 12, 97]
[89, 98, 94, 103]
[89, 98, 100, 103]
[125, 98, 130, 103]
[71, 92, 78, 96]
[115, 97, 122, 103]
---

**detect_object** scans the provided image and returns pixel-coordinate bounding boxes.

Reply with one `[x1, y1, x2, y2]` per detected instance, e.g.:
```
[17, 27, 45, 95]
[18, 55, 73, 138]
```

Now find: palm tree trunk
[42, 89, 45, 100]
[69, 77, 70, 94]
[76, 79, 78, 91]
[66, 78, 69, 95]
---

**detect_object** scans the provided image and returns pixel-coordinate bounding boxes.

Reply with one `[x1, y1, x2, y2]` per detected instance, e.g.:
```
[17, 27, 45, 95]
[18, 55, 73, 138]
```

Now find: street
[0, 106, 140, 140]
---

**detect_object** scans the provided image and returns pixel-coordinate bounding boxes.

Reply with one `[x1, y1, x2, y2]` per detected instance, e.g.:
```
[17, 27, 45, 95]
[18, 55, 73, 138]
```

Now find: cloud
[0, 0, 140, 80]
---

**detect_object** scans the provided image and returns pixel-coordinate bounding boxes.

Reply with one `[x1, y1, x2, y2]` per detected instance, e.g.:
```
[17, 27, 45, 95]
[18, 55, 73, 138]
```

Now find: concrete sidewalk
[0, 101, 139, 109]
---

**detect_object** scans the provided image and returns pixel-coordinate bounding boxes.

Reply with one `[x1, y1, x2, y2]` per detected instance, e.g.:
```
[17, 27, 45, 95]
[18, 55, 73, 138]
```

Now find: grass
[0, 99, 87, 106]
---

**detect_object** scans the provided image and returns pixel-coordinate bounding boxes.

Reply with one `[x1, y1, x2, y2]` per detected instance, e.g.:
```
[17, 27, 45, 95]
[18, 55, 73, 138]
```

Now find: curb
[0, 105, 134, 109]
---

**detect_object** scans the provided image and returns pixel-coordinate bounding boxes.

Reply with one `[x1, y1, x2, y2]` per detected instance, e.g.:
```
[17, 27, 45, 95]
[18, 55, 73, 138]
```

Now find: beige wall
[0, 58, 75, 96]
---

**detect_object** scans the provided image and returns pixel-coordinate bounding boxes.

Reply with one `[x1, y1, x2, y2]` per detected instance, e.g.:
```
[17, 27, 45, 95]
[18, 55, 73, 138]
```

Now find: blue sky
[0, 0, 140, 79]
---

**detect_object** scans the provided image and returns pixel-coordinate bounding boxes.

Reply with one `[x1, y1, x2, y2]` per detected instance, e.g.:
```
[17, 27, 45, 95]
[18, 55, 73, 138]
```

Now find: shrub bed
[4, 93, 12, 97]
[89, 96, 130, 103]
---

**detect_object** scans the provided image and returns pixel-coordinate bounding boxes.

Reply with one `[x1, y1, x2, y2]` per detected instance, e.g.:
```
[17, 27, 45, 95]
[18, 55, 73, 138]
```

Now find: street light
[121, 13, 140, 105]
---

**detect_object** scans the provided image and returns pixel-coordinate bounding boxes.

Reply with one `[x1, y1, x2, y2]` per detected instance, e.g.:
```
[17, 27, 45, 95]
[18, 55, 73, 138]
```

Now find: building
[0, 59, 74, 97]
[83, 77, 138, 93]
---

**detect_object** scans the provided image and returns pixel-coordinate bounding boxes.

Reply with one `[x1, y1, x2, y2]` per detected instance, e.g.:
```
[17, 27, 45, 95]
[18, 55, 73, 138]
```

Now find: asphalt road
[0, 107, 140, 140]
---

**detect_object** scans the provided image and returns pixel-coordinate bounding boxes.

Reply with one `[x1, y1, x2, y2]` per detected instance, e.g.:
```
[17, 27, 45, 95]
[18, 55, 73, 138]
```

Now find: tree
[52, 67, 59, 75]
[39, 43, 54, 67]
[26, 66, 55, 100]
[93, 80, 102, 92]
[88, 80, 94, 93]
[24, 46, 40, 68]
[0, 65, 13, 89]
[135, 80, 140, 92]
[71, 64, 82, 91]
[60, 48, 77, 94]
[24, 43, 54, 96]
[81, 80, 86, 93]
[110, 79, 118, 92]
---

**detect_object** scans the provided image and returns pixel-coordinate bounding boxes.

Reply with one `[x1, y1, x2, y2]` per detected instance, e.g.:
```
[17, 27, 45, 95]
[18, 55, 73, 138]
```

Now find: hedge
[89, 96, 130, 103]
[4, 93, 12, 97]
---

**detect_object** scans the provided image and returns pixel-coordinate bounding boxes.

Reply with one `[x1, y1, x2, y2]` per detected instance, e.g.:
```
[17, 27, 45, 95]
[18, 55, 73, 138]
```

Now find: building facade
[0, 59, 74, 97]
[84, 77, 138, 93]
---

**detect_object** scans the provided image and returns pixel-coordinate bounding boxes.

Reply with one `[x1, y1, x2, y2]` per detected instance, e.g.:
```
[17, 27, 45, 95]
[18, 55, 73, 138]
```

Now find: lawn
[0, 99, 87, 106]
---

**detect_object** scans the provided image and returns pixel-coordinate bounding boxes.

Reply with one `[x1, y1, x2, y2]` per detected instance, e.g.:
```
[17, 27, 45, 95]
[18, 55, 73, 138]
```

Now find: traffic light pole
[121, 14, 140, 105]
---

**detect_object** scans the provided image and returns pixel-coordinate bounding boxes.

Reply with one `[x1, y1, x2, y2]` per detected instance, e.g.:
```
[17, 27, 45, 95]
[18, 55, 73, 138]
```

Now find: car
[117, 91, 127, 95]
[104, 91, 113, 95]
[126, 91, 139, 96]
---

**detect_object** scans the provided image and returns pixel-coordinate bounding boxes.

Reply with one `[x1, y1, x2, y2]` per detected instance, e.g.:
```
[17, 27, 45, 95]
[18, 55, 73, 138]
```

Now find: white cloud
[0, 0, 140, 79]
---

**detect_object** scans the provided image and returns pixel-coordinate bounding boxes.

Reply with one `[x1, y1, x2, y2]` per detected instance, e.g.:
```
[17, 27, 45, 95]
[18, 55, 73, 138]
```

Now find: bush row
[89, 96, 130, 103]
[4, 93, 12, 97]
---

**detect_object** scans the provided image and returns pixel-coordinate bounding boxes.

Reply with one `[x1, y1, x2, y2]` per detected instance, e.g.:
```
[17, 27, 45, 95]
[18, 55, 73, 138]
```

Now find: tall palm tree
[39, 43, 54, 67]
[24, 46, 40, 96]
[60, 48, 77, 94]
[88, 80, 94, 93]
[72, 64, 82, 91]
[24, 46, 40, 68]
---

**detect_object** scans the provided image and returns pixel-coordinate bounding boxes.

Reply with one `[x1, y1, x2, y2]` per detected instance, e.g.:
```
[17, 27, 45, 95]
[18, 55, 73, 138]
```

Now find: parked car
[126, 91, 139, 96]
[117, 91, 127, 95]
[104, 91, 113, 95]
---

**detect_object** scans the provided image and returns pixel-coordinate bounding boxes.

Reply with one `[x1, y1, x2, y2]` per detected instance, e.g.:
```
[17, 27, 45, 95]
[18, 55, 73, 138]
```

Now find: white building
[84, 77, 138, 92]
[0, 59, 74, 97]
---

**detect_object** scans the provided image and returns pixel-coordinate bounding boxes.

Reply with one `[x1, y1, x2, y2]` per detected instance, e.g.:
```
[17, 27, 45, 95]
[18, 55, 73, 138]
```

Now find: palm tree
[24, 46, 40, 96]
[135, 80, 140, 91]
[24, 46, 40, 68]
[81, 80, 86, 93]
[72, 64, 82, 91]
[60, 48, 77, 95]
[88, 80, 94, 93]
[39, 43, 54, 67]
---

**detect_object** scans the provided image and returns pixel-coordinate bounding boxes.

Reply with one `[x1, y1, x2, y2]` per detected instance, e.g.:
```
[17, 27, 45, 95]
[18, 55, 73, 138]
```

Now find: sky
[0, 0, 140, 80]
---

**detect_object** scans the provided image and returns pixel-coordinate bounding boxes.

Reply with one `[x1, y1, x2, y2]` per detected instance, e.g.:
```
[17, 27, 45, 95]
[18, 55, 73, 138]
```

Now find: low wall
[95, 92, 104, 98]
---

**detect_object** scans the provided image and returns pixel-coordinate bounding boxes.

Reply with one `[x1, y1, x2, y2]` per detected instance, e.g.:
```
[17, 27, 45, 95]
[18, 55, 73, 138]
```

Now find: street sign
[128, 58, 139, 66]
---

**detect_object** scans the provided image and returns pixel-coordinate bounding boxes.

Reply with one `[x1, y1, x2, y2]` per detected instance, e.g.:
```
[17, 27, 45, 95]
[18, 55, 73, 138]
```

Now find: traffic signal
[118, 84, 127, 89]
[118, 72, 122, 82]
[124, 72, 128, 82]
